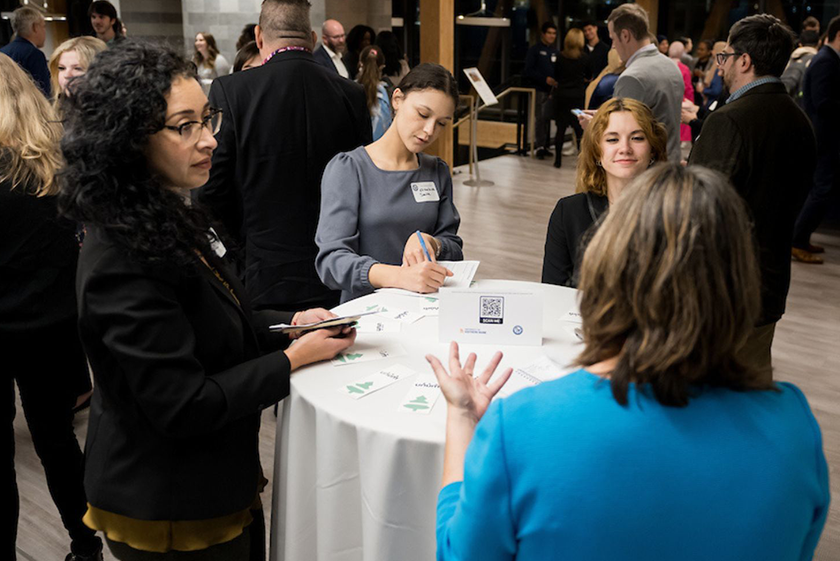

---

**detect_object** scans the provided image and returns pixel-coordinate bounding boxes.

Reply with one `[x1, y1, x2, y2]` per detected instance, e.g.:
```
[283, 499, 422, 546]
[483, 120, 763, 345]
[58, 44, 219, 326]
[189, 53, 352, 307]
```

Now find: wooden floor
[13, 152, 840, 560]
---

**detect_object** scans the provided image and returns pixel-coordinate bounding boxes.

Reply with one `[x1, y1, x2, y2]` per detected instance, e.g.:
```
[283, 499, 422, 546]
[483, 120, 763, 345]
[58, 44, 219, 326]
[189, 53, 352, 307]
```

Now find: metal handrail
[453, 87, 537, 174]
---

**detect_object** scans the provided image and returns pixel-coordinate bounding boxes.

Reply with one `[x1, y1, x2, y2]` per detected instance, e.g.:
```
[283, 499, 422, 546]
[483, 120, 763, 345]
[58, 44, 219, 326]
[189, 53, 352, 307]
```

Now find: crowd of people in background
[1, 0, 836, 559]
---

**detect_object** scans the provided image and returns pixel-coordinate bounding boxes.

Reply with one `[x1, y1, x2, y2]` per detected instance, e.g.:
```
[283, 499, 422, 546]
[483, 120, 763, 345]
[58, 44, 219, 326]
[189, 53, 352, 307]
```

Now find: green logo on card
[347, 381, 375, 394]
[336, 353, 364, 363]
[404, 395, 430, 411]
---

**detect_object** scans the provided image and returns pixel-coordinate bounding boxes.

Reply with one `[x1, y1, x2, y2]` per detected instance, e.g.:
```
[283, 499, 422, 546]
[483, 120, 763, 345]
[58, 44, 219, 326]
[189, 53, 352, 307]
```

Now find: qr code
[479, 296, 504, 324]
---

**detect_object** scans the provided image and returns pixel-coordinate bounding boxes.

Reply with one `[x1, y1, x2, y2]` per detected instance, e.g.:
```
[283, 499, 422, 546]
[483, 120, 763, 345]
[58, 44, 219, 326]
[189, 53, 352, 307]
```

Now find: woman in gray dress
[316, 63, 464, 303]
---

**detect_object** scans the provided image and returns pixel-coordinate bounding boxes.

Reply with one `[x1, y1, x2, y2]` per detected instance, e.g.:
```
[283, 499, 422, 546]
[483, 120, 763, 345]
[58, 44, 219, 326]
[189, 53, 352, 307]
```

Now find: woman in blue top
[428, 164, 829, 560]
[316, 63, 464, 303]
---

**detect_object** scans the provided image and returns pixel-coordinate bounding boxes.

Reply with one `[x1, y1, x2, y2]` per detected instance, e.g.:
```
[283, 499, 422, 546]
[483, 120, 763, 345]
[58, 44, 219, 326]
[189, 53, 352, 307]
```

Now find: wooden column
[635, 0, 660, 35]
[419, 0, 455, 167]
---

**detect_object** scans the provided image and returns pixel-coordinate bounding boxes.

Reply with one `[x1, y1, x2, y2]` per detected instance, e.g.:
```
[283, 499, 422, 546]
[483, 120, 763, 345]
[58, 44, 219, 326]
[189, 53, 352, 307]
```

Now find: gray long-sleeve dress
[316, 146, 463, 302]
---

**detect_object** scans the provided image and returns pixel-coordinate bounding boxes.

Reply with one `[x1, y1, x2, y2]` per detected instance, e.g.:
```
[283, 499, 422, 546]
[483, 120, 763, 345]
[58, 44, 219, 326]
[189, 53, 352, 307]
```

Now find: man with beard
[689, 14, 816, 381]
[313, 18, 350, 78]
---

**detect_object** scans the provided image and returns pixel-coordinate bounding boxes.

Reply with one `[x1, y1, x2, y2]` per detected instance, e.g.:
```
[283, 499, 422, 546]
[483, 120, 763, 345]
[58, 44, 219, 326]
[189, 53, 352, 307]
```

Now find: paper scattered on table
[374, 260, 479, 297]
[398, 373, 442, 414]
[376, 306, 424, 324]
[339, 364, 416, 399]
[270, 310, 379, 334]
[331, 341, 407, 366]
[354, 317, 401, 333]
[559, 305, 583, 324]
[497, 355, 565, 398]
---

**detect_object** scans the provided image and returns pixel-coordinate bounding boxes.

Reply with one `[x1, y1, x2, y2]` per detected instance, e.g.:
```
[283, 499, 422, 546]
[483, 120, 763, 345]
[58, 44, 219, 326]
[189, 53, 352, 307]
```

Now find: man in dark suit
[312, 18, 350, 78]
[792, 15, 840, 264]
[197, 0, 371, 311]
[689, 14, 816, 380]
[0, 6, 50, 97]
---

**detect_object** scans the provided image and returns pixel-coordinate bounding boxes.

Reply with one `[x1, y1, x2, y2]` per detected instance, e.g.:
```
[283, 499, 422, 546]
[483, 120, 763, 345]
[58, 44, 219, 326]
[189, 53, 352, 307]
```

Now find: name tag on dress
[410, 182, 440, 202]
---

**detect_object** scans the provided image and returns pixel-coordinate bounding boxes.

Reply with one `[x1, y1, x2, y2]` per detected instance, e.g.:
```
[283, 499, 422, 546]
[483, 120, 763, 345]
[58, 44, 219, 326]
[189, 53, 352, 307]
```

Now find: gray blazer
[614, 47, 685, 163]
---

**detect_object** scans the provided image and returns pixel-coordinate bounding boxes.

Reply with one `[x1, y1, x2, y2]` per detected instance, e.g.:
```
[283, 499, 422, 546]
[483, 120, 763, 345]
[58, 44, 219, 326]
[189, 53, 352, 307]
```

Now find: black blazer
[0, 178, 78, 332]
[77, 226, 294, 520]
[198, 50, 371, 311]
[554, 52, 591, 99]
[312, 44, 350, 76]
[802, 46, 840, 152]
[542, 192, 608, 287]
[689, 82, 816, 325]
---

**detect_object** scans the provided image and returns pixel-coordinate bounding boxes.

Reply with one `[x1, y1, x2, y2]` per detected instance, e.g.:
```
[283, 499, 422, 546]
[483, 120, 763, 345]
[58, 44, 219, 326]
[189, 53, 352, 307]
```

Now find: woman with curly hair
[0, 55, 103, 561]
[60, 41, 355, 559]
[193, 32, 231, 93]
[432, 164, 828, 560]
[542, 97, 667, 287]
[48, 36, 107, 106]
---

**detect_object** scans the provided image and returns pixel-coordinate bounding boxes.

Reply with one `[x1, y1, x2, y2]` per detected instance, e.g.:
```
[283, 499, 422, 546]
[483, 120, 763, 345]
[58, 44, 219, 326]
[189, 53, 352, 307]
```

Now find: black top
[0, 177, 79, 332]
[523, 42, 558, 93]
[689, 82, 817, 325]
[77, 225, 294, 520]
[542, 192, 609, 287]
[198, 49, 372, 311]
[802, 46, 840, 151]
[554, 52, 591, 99]
[586, 40, 611, 77]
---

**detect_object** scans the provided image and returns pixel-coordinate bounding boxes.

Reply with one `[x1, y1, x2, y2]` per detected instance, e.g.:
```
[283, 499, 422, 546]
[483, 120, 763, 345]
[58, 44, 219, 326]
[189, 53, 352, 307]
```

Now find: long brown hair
[576, 97, 667, 197]
[193, 32, 220, 68]
[0, 55, 63, 197]
[358, 44, 386, 114]
[574, 164, 771, 407]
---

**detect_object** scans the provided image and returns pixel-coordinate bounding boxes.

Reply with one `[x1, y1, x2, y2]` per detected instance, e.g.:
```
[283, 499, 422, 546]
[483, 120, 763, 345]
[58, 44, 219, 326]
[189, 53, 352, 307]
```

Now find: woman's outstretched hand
[426, 341, 513, 422]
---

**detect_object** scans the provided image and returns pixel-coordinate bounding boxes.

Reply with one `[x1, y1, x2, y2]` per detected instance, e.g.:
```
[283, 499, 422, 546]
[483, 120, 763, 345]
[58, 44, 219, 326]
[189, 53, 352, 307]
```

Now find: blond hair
[575, 164, 770, 406]
[575, 97, 668, 196]
[0, 55, 63, 197]
[562, 28, 585, 59]
[48, 36, 108, 103]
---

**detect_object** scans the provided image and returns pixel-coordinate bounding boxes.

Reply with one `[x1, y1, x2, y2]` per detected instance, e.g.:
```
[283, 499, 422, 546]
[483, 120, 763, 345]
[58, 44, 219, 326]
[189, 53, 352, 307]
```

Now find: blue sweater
[1, 36, 51, 97]
[437, 370, 829, 561]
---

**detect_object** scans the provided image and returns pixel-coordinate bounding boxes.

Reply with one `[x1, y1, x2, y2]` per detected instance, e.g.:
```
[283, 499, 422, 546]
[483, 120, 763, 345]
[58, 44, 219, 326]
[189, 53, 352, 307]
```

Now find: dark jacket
[0, 177, 78, 332]
[313, 44, 350, 77]
[523, 42, 558, 93]
[802, 46, 840, 152]
[0, 36, 51, 97]
[586, 40, 610, 77]
[197, 49, 371, 311]
[77, 226, 294, 520]
[542, 192, 609, 287]
[689, 81, 817, 325]
[553, 52, 591, 99]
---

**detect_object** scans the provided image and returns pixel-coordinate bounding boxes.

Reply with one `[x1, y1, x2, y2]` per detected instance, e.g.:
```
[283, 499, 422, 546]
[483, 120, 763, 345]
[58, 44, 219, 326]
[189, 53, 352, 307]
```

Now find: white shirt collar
[625, 43, 658, 68]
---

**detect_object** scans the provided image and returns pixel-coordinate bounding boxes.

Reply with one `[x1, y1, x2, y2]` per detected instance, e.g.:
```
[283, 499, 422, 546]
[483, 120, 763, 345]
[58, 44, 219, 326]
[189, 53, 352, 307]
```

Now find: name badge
[411, 182, 440, 202]
[551, 54, 557, 63]
[438, 288, 543, 346]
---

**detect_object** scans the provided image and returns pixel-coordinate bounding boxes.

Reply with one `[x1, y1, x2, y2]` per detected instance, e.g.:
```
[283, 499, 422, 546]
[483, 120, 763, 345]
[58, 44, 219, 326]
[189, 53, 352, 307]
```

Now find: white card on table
[331, 342, 407, 366]
[410, 181, 440, 202]
[340, 364, 416, 399]
[439, 260, 479, 289]
[354, 317, 401, 333]
[398, 374, 442, 414]
[560, 305, 583, 324]
[498, 368, 543, 398]
[376, 306, 424, 324]
[438, 288, 543, 346]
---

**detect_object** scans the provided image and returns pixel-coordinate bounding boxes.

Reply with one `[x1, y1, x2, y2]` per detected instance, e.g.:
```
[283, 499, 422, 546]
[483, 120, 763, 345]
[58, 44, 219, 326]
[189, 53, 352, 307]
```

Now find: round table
[270, 280, 581, 561]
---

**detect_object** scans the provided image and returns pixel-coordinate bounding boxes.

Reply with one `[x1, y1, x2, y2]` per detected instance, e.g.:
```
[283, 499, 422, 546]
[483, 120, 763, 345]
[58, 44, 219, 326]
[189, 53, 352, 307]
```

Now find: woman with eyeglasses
[59, 42, 355, 560]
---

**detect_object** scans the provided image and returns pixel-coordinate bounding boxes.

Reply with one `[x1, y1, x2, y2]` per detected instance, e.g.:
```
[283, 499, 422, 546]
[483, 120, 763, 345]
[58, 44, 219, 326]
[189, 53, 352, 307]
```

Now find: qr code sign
[479, 296, 504, 324]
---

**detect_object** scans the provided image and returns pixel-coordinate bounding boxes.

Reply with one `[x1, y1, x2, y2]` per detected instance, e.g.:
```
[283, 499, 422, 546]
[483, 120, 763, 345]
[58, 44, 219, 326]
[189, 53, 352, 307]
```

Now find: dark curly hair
[59, 41, 219, 267]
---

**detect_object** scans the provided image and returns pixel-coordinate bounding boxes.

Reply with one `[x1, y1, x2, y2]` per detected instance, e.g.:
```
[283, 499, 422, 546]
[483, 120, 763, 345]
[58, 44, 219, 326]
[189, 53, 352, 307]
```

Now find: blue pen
[415, 230, 433, 261]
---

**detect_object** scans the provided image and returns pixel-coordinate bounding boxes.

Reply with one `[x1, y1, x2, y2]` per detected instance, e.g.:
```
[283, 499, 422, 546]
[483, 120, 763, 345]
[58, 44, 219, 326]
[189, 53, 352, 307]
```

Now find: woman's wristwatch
[431, 237, 442, 258]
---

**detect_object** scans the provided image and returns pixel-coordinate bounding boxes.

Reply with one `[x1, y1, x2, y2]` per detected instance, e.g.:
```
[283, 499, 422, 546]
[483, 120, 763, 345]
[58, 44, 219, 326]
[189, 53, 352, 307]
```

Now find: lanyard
[263, 45, 311, 65]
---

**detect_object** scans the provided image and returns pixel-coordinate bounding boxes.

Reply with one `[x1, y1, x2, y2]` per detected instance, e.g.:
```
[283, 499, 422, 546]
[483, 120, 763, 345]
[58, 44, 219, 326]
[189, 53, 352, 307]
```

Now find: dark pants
[534, 90, 553, 150]
[106, 513, 261, 561]
[737, 322, 777, 385]
[554, 95, 585, 160]
[793, 148, 839, 248]
[3, 317, 100, 560]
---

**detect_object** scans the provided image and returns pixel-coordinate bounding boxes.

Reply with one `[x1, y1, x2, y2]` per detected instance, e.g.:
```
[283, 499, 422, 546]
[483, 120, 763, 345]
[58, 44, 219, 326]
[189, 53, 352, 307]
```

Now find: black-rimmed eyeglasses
[715, 52, 739, 66]
[162, 108, 223, 143]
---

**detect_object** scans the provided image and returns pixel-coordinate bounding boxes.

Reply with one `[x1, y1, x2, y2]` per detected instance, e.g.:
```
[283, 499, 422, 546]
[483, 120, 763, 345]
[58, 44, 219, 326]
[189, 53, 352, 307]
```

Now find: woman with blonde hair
[431, 163, 828, 560]
[48, 36, 107, 105]
[193, 32, 231, 93]
[585, 48, 624, 109]
[356, 44, 392, 140]
[542, 97, 667, 286]
[552, 28, 591, 167]
[0, 55, 103, 561]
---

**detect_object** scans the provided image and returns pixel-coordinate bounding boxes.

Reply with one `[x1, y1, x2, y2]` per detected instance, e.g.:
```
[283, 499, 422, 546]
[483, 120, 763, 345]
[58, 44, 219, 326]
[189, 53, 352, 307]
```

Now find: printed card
[331, 342, 407, 366]
[339, 364, 416, 399]
[398, 374, 442, 414]
[354, 317, 401, 333]
[376, 306, 424, 324]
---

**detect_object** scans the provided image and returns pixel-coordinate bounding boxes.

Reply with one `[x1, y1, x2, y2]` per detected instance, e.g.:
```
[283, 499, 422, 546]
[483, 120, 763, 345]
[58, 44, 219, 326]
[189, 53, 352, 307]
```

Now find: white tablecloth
[270, 280, 581, 561]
